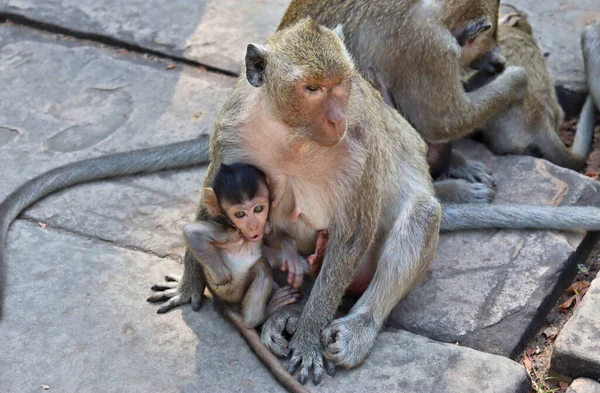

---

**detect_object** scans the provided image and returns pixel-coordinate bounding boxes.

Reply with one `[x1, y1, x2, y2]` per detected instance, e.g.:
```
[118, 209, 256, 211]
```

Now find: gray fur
[0, 136, 210, 319]
[442, 204, 600, 231]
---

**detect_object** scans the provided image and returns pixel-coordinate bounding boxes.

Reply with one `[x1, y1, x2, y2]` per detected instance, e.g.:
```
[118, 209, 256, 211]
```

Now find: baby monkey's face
[221, 182, 270, 242]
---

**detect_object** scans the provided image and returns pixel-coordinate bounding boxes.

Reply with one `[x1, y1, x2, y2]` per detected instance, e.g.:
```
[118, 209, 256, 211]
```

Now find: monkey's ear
[202, 187, 220, 218]
[499, 12, 524, 27]
[246, 44, 267, 88]
[455, 18, 492, 46]
[333, 24, 345, 41]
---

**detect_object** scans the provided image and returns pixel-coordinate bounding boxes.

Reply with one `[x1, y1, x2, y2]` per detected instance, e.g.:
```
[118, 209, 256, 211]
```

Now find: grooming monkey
[463, 9, 600, 170]
[278, 0, 527, 200]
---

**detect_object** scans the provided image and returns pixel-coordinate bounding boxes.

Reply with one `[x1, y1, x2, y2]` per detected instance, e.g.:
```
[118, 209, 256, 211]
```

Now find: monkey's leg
[434, 179, 495, 204]
[242, 260, 273, 329]
[438, 151, 495, 189]
[321, 196, 441, 369]
[147, 249, 206, 313]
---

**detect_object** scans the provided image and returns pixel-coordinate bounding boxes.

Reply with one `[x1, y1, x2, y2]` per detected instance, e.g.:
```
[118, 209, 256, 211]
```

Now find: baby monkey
[183, 162, 309, 329]
[182, 163, 321, 393]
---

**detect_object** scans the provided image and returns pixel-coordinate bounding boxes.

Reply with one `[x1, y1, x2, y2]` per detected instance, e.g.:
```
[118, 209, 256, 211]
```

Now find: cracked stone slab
[4, 0, 289, 74]
[389, 140, 600, 358]
[568, 379, 600, 393]
[0, 221, 531, 393]
[507, 0, 600, 114]
[552, 272, 600, 380]
[0, 24, 235, 258]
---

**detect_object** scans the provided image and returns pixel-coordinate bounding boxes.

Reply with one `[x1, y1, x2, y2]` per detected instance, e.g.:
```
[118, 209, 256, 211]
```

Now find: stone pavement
[552, 272, 600, 381]
[0, 1, 599, 391]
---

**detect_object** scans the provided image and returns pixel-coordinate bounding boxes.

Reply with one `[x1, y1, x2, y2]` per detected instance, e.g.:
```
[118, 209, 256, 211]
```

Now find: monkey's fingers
[150, 281, 178, 291]
[290, 270, 303, 289]
[268, 294, 301, 314]
[147, 288, 178, 302]
[164, 274, 180, 282]
[191, 291, 203, 311]
[287, 349, 324, 385]
[156, 294, 191, 314]
[324, 360, 336, 377]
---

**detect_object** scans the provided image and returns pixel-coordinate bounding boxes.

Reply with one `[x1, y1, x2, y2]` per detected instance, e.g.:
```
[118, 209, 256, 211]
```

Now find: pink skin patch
[290, 207, 302, 223]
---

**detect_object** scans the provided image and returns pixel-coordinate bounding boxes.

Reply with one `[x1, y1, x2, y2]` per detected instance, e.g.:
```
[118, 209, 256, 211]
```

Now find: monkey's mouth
[249, 234, 263, 242]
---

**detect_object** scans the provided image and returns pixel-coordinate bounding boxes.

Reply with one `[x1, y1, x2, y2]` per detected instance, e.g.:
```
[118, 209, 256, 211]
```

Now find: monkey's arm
[184, 221, 234, 286]
[284, 175, 380, 384]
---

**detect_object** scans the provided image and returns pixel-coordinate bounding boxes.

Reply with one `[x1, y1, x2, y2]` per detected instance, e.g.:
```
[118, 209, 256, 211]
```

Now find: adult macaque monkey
[464, 9, 599, 170]
[150, 20, 600, 385]
[183, 18, 444, 384]
[278, 0, 528, 201]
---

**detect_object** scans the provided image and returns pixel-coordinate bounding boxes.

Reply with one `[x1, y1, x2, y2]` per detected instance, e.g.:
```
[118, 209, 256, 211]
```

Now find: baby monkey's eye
[306, 84, 320, 92]
[234, 211, 246, 219]
[254, 205, 265, 213]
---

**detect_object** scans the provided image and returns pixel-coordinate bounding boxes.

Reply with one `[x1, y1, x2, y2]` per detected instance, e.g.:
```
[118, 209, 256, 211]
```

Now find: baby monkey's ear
[202, 187, 220, 218]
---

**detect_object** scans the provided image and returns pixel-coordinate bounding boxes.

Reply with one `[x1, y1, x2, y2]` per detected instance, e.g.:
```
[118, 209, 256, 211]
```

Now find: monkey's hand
[267, 286, 301, 315]
[260, 304, 302, 358]
[287, 326, 335, 385]
[322, 313, 379, 369]
[147, 273, 205, 313]
[280, 238, 306, 289]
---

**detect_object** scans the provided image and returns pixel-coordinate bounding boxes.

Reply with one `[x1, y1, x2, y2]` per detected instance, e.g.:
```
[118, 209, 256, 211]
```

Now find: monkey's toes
[322, 313, 378, 369]
[155, 293, 191, 313]
[287, 344, 325, 385]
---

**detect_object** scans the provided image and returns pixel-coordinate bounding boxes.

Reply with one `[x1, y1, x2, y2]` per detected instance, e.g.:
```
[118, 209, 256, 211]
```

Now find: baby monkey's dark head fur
[205, 163, 270, 242]
[245, 18, 355, 147]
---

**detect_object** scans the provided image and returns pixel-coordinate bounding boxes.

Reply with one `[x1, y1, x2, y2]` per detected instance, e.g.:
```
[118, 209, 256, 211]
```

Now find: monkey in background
[278, 0, 528, 202]
[463, 8, 599, 170]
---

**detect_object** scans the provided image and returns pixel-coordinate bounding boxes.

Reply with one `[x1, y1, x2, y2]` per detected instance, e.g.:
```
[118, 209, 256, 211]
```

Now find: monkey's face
[245, 17, 354, 147]
[221, 183, 270, 242]
[280, 76, 351, 147]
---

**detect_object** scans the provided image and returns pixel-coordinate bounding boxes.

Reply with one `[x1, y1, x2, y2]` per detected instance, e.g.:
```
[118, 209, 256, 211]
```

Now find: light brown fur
[464, 10, 596, 170]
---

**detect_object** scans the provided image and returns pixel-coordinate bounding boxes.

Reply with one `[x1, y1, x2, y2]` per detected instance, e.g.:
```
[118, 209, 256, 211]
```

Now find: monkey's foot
[260, 305, 301, 357]
[442, 158, 495, 189]
[287, 331, 335, 385]
[322, 313, 378, 369]
[434, 179, 495, 204]
[147, 275, 203, 313]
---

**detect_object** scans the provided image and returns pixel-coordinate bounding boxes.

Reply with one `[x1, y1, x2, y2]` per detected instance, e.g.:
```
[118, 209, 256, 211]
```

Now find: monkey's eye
[306, 84, 320, 92]
[254, 205, 265, 213]
[234, 211, 246, 219]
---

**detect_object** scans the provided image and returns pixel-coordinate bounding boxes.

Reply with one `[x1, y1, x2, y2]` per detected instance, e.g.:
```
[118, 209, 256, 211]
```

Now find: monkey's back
[497, 25, 563, 133]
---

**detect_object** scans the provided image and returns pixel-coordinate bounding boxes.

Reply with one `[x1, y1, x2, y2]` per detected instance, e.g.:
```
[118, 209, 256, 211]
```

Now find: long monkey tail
[0, 136, 211, 319]
[441, 204, 600, 231]
[222, 308, 310, 393]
